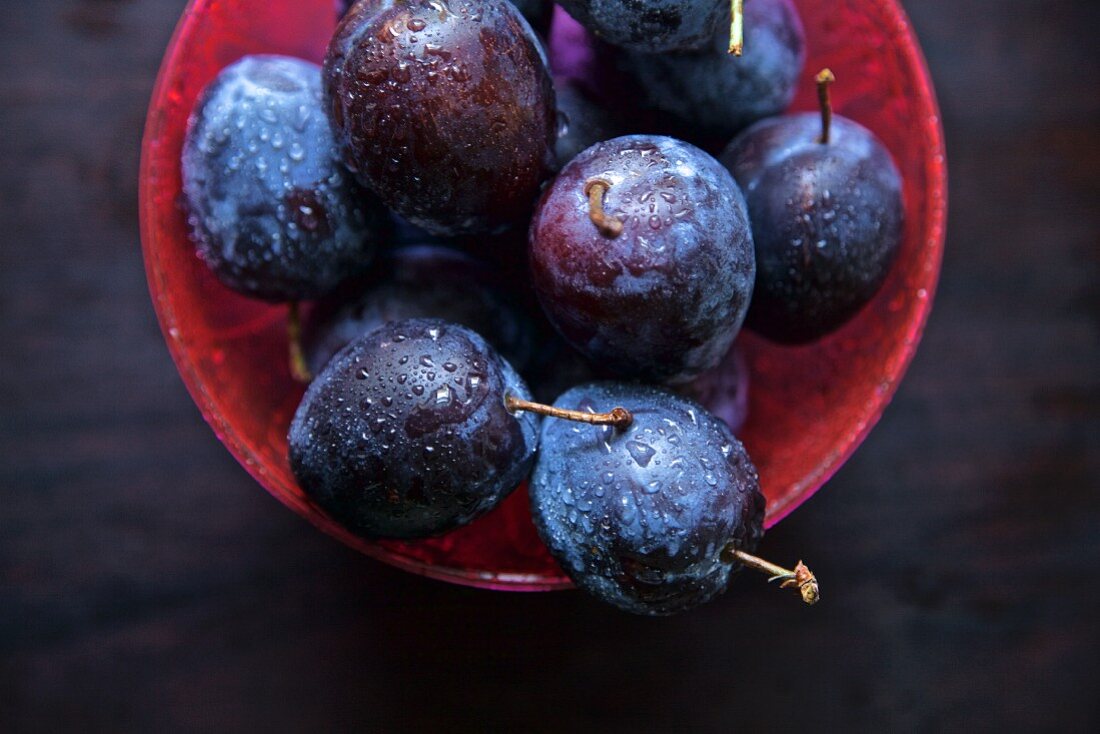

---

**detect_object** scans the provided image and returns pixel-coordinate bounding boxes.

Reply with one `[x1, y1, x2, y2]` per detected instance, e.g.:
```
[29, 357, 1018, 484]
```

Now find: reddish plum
[324, 0, 556, 236]
[529, 382, 765, 615]
[529, 135, 755, 384]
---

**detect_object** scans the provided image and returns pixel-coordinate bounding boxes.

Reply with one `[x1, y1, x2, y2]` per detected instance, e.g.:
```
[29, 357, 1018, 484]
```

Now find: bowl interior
[140, 0, 946, 590]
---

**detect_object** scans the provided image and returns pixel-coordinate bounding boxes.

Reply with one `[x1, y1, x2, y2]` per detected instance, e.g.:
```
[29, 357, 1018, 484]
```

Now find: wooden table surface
[2, 1, 1097, 731]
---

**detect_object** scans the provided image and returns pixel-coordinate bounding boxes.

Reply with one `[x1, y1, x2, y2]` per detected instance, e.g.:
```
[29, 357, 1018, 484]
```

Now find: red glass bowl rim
[138, 0, 947, 590]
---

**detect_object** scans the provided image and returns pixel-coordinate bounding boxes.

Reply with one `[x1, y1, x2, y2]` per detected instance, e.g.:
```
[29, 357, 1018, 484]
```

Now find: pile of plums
[181, 0, 905, 614]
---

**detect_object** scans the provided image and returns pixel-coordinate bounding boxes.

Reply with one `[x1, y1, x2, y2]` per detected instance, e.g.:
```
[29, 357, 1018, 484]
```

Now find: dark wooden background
[2, 1, 1097, 731]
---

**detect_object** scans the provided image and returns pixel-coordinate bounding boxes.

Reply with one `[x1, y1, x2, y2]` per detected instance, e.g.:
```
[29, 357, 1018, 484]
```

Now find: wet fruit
[721, 70, 904, 342]
[181, 54, 386, 301]
[529, 134, 755, 383]
[289, 318, 539, 538]
[324, 0, 556, 236]
[528, 382, 765, 615]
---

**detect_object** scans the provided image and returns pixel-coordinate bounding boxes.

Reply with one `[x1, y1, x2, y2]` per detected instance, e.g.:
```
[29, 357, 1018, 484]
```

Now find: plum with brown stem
[721, 69, 905, 343]
[526, 381, 817, 615]
[529, 135, 755, 384]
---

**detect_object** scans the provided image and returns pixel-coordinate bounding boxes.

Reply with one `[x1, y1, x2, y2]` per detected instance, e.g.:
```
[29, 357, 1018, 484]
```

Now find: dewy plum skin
[721, 70, 905, 343]
[181, 55, 387, 302]
[141, 0, 946, 593]
[289, 319, 539, 539]
[529, 135, 755, 384]
[530, 382, 766, 615]
[324, 0, 556, 236]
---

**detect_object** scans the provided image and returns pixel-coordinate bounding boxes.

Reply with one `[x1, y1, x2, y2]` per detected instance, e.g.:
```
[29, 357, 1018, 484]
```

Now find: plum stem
[505, 393, 633, 430]
[725, 547, 820, 605]
[583, 179, 623, 238]
[816, 68, 836, 144]
[729, 0, 744, 56]
[287, 301, 312, 383]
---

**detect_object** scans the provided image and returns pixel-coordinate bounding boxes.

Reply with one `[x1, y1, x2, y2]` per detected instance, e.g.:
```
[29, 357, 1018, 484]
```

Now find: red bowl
[139, 0, 946, 590]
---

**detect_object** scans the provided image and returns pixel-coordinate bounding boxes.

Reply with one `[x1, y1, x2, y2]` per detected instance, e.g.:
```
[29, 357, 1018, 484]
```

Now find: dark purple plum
[556, 0, 725, 53]
[677, 342, 749, 433]
[529, 382, 765, 615]
[618, 0, 805, 142]
[339, 0, 553, 35]
[181, 55, 387, 301]
[302, 245, 535, 375]
[721, 73, 905, 343]
[529, 135, 755, 384]
[289, 319, 539, 539]
[324, 0, 556, 236]
[553, 76, 620, 169]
